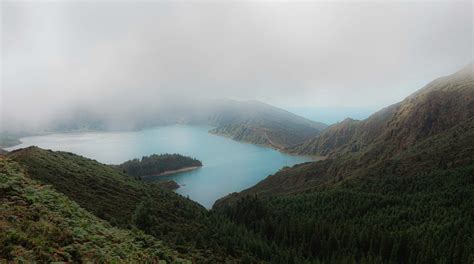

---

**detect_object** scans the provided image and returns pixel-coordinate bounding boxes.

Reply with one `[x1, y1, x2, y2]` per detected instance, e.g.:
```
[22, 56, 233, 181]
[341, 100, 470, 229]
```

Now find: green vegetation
[155, 180, 181, 190]
[0, 158, 187, 263]
[209, 118, 325, 150]
[209, 121, 323, 150]
[118, 154, 202, 177]
[292, 62, 474, 158]
[8, 147, 207, 258]
[207, 100, 327, 149]
[213, 64, 474, 263]
[2, 66, 473, 263]
[6, 139, 473, 263]
[218, 166, 474, 263]
[7, 147, 294, 262]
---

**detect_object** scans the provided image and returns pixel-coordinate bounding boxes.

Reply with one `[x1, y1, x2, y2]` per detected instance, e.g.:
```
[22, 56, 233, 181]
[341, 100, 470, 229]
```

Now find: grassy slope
[0, 158, 188, 263]
[292, 63, 474, 158]
[8, 147, 206, 226]
[7, 147, 211, 259]
[7, 146, 292, 263]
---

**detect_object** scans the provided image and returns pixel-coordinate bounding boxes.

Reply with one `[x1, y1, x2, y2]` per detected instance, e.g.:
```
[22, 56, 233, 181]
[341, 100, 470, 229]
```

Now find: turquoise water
[8, 125, 312, 208]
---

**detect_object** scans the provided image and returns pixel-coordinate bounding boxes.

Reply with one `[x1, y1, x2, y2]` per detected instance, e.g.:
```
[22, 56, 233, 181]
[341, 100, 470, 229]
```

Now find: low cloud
[1, 1, 472, 130]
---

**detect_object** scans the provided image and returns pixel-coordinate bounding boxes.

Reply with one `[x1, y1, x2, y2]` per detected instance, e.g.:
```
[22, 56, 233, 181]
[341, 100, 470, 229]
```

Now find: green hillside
[292, 63, 474, 158]
[221, 64, 474, 198]
[8, 147, 205, 228]
[214, 65, 474, 263]
[6, 147, 295, 262]
[7, 147, 212, 260]
[214, 117, 474, 263]
[216, 116, 474, 199]
[0, 158, 187, 263]
[2, 65, 473, 263]
[218, 165, 474, 263]
[208, 100, 328, 149]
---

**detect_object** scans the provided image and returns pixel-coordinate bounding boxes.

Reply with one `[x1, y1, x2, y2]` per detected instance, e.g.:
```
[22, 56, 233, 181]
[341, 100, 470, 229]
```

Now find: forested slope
[214, 65, 474, 263]
[218, 165, 474, 263]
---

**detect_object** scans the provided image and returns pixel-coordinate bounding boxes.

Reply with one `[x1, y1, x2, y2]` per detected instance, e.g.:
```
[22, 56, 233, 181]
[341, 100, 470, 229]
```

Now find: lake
[7, 125, 313, 208]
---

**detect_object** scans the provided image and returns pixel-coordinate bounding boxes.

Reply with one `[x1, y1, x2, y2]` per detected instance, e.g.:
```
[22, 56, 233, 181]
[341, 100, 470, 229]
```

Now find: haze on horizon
[1, 0, 472, 130]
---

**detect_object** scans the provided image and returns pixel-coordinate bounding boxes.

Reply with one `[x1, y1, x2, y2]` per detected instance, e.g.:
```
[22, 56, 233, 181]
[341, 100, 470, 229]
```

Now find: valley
[2, 2, 472, 262]
[2, 65, 473, 263]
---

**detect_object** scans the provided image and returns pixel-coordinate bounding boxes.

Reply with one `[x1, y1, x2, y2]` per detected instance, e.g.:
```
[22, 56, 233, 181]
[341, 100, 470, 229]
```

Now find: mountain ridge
[2, 64, 473, 263]
[211, 65, 474, 263]
[291, 63, 474, 158]
[216, 63, 474, 203]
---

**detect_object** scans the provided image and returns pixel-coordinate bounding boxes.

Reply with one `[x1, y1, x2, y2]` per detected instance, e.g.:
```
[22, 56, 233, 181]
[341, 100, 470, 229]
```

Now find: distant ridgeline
[38, 99, 329, 151]
[0, 132, 31, 148]
[117, 154, 202, 177]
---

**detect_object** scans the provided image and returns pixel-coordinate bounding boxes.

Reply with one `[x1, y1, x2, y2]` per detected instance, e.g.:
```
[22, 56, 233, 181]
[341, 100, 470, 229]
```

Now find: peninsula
[117, 153, 202, 177]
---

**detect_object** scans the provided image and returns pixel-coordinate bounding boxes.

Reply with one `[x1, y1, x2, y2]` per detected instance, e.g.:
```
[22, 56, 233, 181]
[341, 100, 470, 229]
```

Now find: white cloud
[1, 1, 472, 129]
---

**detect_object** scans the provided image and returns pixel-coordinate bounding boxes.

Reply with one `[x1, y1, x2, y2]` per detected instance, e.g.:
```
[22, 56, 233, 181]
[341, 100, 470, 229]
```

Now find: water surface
[8, 125, 312, 208]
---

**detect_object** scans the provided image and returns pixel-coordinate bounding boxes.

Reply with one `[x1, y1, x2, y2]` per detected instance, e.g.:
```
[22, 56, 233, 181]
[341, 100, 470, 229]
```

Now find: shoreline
[143, 166, 202, 178]
[8, 128, 323, 161]
[208, 130, 326, 161]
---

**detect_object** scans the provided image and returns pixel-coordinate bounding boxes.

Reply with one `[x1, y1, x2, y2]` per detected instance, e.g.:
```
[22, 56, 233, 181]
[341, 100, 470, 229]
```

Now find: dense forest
[217, 166, 474, 263]
[118, 154, 202, 177]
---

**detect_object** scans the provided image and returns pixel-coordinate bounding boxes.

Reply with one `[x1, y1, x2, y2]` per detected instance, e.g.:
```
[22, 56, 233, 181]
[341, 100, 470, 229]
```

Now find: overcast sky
[1, 1, 473, 128]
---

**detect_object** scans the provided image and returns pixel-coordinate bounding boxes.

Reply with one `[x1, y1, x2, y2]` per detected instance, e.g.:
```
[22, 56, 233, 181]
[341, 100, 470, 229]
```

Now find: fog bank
[1, 1, 472, 131]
